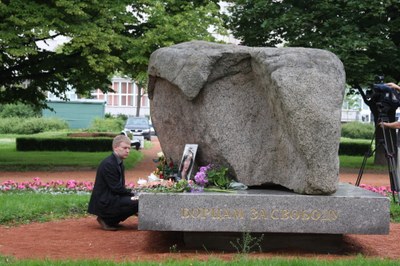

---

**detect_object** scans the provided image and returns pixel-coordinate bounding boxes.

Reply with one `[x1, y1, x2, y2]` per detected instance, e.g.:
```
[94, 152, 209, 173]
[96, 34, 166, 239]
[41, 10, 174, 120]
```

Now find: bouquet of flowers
[152, 152, 178, 180]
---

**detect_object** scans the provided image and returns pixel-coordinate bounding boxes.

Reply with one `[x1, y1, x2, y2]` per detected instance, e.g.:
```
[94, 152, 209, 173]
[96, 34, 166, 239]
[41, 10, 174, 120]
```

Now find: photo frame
[178, 144, 198, 180]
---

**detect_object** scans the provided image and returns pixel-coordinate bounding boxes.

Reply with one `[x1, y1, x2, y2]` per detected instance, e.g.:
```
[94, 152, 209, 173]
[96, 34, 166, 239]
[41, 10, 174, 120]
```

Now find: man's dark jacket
[88, 153, 133, 218]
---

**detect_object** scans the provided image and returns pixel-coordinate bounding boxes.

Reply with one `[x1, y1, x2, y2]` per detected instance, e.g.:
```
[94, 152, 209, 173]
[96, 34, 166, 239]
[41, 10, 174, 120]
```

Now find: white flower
[148, 173, 161, 182]
[137, 178, 148, 185]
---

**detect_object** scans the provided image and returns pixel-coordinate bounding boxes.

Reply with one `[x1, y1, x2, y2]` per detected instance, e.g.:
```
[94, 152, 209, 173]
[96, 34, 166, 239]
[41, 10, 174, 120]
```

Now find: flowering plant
[194, 164, 231, 190]
[193, 164, 211, 186]
[137, 159, 234, 193]
[133, 179, 202, 193]
[205, 166, 231, 189]
[0, 178, 94, 194]
[359, 184, 395, 197]
[152, 152, 178, 180]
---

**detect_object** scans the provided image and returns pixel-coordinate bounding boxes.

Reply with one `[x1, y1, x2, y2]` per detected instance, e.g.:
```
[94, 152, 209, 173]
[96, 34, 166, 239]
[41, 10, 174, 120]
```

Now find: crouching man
[88, 135, 138, 231]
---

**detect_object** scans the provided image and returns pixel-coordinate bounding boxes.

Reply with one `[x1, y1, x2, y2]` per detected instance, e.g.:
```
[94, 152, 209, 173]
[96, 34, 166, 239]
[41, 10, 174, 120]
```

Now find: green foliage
[154, 153, 179, 179]
[0, 0, 225, 108]
[339, 138, 372, 156]
[225, 1, 400, 85]
[339, 155, 386, 171]
[391, 198, 400, 223]
[0, 192, 89, 225]
[207, 167, 231, 189]
[115, 113, 128, 121]
[0, 117, 68, 134]
[87, 117, 125, 132]
[0, 103, 41, 118]
[230, 232, 264, 254]
[169, 244, 180, 253]
[341, 122, 374, 139]
[16, 137, 113, 152]
[0, 136, 143, 171]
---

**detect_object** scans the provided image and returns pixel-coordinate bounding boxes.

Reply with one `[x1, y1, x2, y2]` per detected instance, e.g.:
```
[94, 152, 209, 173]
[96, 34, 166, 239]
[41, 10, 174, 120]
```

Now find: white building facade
[91, 76, 150, 117]
[48, 76, 151, 117]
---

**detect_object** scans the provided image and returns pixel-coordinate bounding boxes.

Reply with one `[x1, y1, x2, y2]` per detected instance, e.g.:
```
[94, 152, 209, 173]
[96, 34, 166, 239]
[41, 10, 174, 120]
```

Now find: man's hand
[386, 82, 400, 91]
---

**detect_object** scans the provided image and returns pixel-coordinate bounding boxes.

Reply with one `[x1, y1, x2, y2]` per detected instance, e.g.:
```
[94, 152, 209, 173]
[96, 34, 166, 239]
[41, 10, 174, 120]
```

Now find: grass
[0, 255, 399, 265]
[0, 192, 90, 225]
[339, 137, 386, 171]
[390, 198, 400, 222]
[0, 133, 146, 171]
[339, 155, 387, 171]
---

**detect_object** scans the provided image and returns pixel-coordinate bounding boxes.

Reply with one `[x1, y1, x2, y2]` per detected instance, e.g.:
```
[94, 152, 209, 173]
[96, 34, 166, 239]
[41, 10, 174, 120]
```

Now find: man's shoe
[96, 217, 118, 231]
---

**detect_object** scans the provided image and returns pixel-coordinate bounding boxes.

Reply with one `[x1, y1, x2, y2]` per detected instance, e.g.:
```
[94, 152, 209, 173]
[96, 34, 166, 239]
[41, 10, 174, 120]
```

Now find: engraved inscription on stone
[180, 207, 338, 222]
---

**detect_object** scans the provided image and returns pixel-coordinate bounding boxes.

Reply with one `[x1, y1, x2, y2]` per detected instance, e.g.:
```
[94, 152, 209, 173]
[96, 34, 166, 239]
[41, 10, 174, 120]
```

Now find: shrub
[0, 102, 41, 118]
[87, 117, 125, 132]
[16, 137, 113, 152]
[341, 121, 374, 139]
[339, 142, 370, 156]
[0, 117, 68, 134]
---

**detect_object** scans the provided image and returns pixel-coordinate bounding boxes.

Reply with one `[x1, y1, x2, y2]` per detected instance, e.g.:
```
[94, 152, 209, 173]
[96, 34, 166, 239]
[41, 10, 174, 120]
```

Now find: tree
[0, 0, 225, 109]
[226, 0, 400, 86]
[225, 0, 400, 165]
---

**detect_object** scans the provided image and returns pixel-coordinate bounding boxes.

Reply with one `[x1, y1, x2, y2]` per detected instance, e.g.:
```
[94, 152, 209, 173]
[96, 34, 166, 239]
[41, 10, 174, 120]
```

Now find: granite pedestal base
[139, 183, 389, 234]
[138, 183, 390, 251]
[183, 232, 345, 253]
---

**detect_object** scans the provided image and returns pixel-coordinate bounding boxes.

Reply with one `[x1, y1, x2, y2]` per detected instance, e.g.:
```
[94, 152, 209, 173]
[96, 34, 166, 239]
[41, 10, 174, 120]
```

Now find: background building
[47, 76, 150, 118]
[91, 76, 150, 117]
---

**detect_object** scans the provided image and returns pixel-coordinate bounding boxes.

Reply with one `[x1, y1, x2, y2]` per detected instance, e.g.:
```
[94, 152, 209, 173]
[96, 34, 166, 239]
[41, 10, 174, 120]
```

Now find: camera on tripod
[356, 75, 400, 203]
[366, 75, 400, 113]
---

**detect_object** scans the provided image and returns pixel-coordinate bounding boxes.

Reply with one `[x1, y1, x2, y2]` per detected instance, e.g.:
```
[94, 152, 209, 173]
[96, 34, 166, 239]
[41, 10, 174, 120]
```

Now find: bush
[16, 137, 113, 152]
[341, 121, 374, 139]
[0, 117, 69, 134]
[87, 117, 125, 132]
[0, 102, 41, 118]
[339, 142, 371, 156]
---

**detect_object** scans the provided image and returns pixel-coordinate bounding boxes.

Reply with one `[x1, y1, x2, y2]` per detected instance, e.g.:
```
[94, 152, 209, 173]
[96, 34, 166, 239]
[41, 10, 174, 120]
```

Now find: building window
[91, 77, 148, 108]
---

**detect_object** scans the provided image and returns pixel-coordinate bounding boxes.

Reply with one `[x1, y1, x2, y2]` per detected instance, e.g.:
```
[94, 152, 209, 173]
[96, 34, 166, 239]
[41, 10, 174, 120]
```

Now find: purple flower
[199, 164, 212, 172]
[190, 186, 204, 193]
[194, 171, 208, 186]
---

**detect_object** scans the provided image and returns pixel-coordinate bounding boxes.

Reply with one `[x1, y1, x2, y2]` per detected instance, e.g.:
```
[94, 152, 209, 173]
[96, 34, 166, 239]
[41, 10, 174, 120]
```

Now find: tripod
[355, 116, 400, 204]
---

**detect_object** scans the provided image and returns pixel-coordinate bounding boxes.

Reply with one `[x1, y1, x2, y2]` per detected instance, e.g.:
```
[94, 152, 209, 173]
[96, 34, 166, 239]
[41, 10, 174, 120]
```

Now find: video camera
[366, 76, 400, 110]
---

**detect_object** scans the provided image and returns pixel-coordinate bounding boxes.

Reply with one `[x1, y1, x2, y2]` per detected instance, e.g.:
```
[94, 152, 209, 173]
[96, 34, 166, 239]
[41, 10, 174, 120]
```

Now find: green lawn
[339, 155, 387, 171]
[0, 133, 145, 171]
[0, 192, 90, 225]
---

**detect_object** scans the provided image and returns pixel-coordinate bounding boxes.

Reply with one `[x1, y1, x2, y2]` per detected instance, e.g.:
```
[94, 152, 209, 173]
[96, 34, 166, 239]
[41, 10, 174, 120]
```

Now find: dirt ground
[0, 137, 399, 262]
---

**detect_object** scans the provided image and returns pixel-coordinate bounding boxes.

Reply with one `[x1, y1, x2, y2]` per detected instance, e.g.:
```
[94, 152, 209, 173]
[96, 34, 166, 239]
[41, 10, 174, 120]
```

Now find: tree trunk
[135, 84, 142, 117]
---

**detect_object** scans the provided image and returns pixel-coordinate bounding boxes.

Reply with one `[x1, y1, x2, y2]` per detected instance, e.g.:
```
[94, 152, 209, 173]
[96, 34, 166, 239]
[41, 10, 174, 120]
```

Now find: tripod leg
[356, 150, 374, 186]
[381, 126, 400, 204]
[356, 128, 376, 186]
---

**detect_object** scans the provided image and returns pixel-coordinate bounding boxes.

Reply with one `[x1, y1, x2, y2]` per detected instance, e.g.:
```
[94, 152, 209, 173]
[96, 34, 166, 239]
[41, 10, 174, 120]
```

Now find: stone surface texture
[148, 41, 346, 195]
[138, 183, 390, 235]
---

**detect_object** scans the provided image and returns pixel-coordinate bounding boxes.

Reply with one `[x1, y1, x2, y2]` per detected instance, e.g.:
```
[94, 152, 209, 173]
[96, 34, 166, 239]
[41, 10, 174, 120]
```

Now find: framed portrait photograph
[178, 144, 198, 180]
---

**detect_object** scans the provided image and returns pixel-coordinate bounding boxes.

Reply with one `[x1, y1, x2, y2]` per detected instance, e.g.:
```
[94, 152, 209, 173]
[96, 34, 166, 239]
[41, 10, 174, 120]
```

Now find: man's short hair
[113, 135, 131, 148]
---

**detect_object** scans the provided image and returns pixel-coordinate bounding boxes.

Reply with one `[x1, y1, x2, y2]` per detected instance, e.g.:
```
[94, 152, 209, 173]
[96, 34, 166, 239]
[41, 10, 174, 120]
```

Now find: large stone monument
[140, 42, 390, 251]
[148, 40, 346, 195]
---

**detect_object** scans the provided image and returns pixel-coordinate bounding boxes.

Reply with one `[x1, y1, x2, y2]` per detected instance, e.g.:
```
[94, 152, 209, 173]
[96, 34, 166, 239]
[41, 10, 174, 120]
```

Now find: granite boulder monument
[148, 41, 346, 195]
